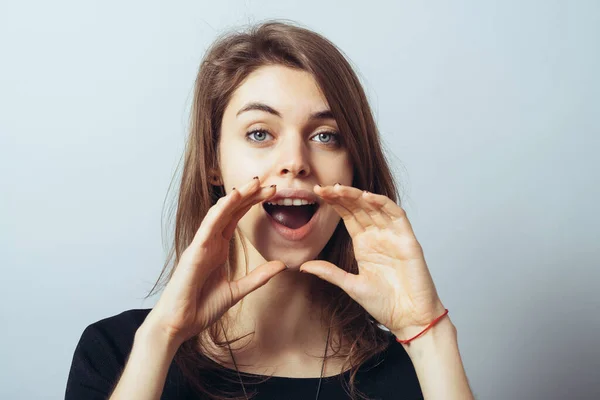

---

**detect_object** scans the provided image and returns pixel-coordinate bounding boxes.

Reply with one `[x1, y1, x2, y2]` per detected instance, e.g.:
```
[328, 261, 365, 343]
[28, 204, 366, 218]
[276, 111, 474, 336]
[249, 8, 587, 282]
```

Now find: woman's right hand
[142, 177, 284, 346]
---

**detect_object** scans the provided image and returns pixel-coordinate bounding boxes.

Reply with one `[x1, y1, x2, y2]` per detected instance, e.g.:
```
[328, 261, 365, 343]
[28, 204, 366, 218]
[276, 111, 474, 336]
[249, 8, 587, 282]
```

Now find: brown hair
[145, 20, 403, 400]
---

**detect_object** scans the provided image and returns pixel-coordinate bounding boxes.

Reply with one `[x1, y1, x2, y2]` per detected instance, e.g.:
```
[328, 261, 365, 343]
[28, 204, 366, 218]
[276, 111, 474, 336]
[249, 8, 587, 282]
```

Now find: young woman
[66, 21, 473, 400]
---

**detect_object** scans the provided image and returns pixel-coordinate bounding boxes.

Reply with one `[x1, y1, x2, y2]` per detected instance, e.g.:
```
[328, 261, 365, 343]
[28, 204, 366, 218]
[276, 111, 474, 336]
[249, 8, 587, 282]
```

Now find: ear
[208, 168, 223, 186]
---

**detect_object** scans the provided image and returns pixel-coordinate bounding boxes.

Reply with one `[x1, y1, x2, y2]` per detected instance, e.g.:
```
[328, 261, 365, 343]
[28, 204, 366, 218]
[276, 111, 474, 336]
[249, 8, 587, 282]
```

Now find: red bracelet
[395, 309, 450, 345]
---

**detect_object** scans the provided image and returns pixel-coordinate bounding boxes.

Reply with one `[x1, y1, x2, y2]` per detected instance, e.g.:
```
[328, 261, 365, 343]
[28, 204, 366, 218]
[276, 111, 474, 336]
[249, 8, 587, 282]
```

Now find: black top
[65, 309, 423, 399]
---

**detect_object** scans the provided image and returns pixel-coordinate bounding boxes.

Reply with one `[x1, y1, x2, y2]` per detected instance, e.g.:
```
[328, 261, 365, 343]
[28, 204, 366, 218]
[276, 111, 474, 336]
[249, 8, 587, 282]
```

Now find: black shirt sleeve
[64, 309, 151, 400]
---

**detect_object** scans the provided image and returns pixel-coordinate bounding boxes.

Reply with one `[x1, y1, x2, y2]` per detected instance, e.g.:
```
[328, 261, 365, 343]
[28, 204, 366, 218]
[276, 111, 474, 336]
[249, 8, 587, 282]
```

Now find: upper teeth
[267, 198, 316, 206]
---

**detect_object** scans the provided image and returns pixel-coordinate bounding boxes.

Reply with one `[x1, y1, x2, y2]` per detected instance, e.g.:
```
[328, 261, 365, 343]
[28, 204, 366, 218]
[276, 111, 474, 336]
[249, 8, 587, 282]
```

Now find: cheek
[319, 154, 353, 183]
[219, 153, 264, 189]
[343, 157, 354, 184]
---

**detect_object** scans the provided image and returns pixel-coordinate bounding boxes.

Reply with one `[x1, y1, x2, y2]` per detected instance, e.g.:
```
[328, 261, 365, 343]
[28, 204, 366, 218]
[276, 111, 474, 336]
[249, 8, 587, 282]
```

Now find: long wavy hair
[145, 20, 403, 400]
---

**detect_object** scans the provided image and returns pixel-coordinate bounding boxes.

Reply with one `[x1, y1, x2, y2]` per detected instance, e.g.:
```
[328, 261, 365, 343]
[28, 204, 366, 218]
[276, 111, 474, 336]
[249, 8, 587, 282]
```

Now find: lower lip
[264, 205, 320, 241]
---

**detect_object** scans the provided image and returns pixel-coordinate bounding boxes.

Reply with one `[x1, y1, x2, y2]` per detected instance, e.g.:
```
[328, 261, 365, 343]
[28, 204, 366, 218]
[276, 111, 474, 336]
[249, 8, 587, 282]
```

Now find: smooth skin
[110, 177, 286, 400]
[199, 65, 354, 376]
[109, 65, 474, 399]
[144, 178, 284, 345]
[303, 183, 474, 399]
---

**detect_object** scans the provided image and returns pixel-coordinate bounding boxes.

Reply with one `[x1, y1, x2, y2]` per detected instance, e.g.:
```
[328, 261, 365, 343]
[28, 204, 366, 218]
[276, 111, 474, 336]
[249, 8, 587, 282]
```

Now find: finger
[229, 261, 287, 304]
[331, 184, 378, 229]
[362, 192, 417, 236]
[191, 191, 237, 246]
[316, 184, 374, 230]
[193, 178, 264, 245]
[315, 185, 364, 236]
[230, 181, 276, 217]
[360, 190, 393, 228]
[211, 177, 264, 233]
[299, 260, 361, 300]
[222, 185, 276, 239]
[361, 191, 405, 220]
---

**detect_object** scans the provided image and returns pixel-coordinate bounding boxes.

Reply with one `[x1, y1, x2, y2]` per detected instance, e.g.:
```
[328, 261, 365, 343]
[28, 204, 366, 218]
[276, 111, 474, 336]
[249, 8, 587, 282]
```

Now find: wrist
[394, 317, 474, 399]
[392, 302, 449, 343]
[111, 319, 181, 399]
[136, 319, 184, 356]
[393, 316, 457, 358]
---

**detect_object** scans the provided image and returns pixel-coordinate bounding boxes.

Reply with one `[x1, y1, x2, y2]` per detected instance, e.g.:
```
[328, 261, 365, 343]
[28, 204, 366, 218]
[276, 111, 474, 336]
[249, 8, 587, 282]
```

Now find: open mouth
[262, 202, 320, 230]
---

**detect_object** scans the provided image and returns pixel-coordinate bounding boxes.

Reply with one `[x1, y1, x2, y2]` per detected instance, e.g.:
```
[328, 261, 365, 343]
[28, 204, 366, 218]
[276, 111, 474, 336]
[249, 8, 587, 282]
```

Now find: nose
[276, 135, 311, 178]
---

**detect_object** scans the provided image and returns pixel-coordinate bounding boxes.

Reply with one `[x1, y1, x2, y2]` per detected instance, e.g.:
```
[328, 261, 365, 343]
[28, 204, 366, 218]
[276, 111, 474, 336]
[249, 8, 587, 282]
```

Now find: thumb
[229, 260, 287, 304]
[299, 260, 359, 295]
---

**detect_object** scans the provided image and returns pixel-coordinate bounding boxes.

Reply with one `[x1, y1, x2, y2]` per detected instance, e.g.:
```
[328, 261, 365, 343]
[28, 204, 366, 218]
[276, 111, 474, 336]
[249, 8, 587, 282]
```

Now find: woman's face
[217, 65, 353, 269]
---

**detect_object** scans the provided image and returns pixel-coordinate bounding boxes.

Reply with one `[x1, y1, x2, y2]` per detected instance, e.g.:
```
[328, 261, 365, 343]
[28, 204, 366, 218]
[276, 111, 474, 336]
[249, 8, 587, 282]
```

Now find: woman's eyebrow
[236, 102, 334, 120]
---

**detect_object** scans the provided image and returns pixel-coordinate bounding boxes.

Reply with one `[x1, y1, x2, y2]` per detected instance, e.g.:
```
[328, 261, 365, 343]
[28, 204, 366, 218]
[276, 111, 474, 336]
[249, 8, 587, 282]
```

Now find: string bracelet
[395, 309, 450, 345]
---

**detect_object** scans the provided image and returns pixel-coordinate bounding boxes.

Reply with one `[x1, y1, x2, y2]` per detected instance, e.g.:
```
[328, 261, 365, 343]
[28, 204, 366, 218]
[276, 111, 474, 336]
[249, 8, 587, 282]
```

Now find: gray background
[1, 1, 598, 399]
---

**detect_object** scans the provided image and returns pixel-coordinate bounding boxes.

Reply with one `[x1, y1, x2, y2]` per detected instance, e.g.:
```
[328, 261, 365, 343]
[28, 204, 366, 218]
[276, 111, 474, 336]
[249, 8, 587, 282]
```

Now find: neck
[224, 234, 330, 360]
[198, 234, 354, 378]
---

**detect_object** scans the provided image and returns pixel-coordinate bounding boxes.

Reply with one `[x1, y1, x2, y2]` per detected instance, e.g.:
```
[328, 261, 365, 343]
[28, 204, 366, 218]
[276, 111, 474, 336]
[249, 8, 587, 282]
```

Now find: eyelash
[245, 128, 342, 147]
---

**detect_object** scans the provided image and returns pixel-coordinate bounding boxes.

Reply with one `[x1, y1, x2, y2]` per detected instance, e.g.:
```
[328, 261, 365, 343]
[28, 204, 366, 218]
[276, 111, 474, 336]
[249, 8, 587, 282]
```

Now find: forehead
[225, 65, 331, 117]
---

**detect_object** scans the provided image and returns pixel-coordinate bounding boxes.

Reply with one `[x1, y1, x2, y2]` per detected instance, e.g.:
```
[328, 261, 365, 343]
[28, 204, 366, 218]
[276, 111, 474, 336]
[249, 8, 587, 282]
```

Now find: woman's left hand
[299, 183, 447, 339]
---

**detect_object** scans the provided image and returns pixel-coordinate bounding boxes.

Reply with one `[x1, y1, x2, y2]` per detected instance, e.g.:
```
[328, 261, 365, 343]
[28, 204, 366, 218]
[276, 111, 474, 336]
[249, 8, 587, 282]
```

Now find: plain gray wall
[1, 1, 598, 399]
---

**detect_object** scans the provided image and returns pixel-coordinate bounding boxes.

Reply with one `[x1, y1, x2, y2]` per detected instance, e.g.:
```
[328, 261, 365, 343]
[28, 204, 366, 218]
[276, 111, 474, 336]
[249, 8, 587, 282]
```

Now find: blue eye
[245, 129, 342, 147]
[246, 129, 272, 142]
[312, 131, 340, 145]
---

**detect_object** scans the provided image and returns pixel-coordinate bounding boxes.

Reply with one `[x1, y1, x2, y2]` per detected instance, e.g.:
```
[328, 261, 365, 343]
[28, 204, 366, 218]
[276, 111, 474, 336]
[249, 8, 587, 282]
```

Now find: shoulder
[85, 308, 152, 340]
[65, 308, 153, 399]
[78, 308, 152, 361]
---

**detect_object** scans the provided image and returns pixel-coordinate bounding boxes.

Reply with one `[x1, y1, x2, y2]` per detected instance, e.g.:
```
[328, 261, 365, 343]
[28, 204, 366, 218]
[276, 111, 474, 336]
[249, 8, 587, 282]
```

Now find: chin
[262, 245, 321, 269]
